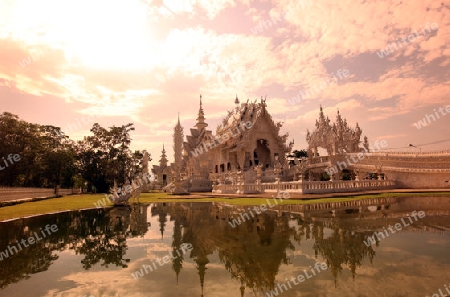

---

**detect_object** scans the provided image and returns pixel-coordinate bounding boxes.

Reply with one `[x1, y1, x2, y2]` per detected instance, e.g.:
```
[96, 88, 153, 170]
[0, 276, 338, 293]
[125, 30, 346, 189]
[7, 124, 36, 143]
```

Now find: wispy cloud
[0, 0, 448, 160]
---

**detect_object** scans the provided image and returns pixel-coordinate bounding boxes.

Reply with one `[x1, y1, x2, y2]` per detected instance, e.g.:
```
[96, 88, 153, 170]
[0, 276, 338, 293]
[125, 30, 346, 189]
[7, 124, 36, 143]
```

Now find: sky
[0, 0, 449, 163]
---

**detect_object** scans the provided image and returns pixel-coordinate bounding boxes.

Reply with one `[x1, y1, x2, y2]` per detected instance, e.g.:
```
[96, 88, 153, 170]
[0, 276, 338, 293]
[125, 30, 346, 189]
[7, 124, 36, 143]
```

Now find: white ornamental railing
[212, 179, 396, 195]
[301, 180, 396, 194]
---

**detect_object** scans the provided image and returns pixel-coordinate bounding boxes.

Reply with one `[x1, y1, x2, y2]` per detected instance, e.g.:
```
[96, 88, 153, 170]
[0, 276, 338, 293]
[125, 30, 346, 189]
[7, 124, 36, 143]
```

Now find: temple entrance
[255, 139, 271, 169]
[244, 152, 252, 170]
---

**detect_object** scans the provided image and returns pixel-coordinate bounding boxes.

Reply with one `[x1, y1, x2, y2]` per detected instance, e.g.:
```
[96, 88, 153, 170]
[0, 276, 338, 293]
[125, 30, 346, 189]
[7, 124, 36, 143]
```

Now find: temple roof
[216, 98, 265, 135]
[307, 106, 365, 155]
[181, 95, 292, 158]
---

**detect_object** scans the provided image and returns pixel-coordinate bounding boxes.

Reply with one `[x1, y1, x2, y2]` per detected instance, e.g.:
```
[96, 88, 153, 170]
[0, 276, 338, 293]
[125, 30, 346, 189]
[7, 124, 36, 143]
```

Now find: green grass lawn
[0, 191, 449, 222]
[0, 194, 107, 221]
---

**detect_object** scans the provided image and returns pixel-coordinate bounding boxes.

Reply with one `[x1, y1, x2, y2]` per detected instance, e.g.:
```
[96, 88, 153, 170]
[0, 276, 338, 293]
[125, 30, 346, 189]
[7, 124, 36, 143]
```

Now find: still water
[0, 196, 449, 297]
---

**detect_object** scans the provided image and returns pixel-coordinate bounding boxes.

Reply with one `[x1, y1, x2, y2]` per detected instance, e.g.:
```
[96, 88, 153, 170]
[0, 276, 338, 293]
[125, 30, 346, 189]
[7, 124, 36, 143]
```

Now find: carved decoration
[306, 106, 367, 156]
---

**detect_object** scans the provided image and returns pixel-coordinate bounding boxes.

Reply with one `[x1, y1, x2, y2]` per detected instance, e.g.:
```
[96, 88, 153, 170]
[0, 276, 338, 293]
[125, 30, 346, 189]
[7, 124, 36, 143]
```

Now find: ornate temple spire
[142, 150, 151, 173]
[196, 94, 208, 130]
[336, 108, 342, 122]
[195, 255, 209, 297]
[174, 116, 184, 168]
[335, 108, 345, 133]
[171, 218, 183, 285]
[260, 96, 267, 114]
[159, 212, 167, 239]
[307, 106, 365, 155]
[319, 105, 326, 123]
[234, 94, 240, 111]
[159, 144, 168, 167]
[199, 94, 204, 120]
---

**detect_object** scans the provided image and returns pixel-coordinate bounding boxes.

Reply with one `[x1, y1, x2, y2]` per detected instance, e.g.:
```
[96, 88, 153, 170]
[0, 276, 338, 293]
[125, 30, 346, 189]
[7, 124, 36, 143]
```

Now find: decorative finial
[196, 94, 207, 129]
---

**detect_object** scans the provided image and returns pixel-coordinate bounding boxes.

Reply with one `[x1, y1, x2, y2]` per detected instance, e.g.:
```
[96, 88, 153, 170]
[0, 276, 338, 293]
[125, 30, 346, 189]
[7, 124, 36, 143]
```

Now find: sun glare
[9, 0, 157, 70]
[2, 0, 211, 73]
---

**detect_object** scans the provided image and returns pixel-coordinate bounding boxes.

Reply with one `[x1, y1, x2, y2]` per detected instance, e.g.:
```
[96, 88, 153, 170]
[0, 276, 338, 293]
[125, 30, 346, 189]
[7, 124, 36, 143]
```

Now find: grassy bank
[0, 194, 106, 221]
[1, 191, 450, 222]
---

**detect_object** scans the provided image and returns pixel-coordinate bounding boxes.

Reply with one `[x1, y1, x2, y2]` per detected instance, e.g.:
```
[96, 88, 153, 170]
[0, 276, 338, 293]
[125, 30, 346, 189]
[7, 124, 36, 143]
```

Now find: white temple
[152, 96, 450, 194]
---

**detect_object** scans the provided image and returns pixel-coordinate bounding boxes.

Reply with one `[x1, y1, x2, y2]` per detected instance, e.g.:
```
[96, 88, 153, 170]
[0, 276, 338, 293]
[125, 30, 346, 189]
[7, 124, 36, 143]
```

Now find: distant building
[151, 144, 172, 188]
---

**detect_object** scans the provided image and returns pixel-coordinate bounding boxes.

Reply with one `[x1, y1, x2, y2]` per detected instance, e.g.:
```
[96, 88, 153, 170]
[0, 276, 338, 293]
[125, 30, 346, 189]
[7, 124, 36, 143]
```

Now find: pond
[0, 196, 450, 297]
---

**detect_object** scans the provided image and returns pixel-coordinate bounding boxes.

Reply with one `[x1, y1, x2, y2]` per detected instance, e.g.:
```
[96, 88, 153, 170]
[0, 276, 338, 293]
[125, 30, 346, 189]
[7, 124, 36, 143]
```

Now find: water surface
[0, 196, 449, 297]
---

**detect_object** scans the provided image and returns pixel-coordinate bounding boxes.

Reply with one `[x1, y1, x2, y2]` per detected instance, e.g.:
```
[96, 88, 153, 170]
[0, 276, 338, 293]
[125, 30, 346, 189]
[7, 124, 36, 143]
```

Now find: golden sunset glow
[0, 0, 448, 160]
[5, 0, 153, 70]
[0, 3, 450, 296]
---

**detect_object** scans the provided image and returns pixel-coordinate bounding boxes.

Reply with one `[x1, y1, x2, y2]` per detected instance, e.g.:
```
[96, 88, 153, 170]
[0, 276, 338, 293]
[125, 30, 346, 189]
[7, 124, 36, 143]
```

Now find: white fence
[300, 180, 396, 194]
[212, 180, 396, 195]
[0, 187, 79, 201]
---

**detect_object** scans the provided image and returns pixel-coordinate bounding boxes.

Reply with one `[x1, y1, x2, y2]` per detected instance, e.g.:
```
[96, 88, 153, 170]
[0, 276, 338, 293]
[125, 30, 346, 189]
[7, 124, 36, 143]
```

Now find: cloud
[0, 0, 449, 160]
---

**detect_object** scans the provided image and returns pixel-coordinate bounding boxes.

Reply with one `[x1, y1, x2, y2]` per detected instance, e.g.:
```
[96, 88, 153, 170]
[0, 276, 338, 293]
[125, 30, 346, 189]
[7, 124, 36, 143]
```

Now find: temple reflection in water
[0, 196, 449, 296]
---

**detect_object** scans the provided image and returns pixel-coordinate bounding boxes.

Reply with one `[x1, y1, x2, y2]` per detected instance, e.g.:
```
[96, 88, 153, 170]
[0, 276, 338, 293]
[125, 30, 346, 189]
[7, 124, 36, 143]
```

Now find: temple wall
[190, 179, 213, 192]
[385, 171, 450, 189]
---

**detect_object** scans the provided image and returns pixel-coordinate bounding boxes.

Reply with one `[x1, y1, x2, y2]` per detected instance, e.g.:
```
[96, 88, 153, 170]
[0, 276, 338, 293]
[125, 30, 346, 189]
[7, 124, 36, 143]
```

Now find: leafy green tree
[38, 125, 77, 188]
[0, 112, 47, 186]
[76, 123, 144, 192]
[0, 112, 146, 191]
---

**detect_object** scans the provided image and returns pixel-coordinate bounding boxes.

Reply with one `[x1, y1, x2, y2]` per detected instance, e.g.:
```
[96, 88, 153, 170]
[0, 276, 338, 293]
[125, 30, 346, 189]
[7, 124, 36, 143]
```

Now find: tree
[76, 123, 145, 192]
[289, 149, 308, 158]
[38, 125, 77, 189]
[0, 111, 146, 191]
[287, 149, 309, 166]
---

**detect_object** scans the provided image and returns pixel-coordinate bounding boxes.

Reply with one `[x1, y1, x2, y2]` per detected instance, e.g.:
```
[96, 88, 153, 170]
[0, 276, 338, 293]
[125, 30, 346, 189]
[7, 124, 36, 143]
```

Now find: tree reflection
[0, 205, 149, 288]
[2, 197, 447, 294]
